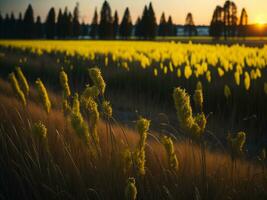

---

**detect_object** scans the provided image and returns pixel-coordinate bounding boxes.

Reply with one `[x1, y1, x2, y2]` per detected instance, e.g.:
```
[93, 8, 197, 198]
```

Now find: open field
[0, 40, 267, 199]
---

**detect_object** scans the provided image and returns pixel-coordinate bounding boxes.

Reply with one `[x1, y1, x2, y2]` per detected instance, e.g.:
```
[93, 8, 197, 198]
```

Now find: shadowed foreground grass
[0, 76, 266, 200]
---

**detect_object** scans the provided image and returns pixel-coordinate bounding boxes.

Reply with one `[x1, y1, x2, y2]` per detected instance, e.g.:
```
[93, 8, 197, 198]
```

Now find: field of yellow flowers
[0, 40, 267, 91]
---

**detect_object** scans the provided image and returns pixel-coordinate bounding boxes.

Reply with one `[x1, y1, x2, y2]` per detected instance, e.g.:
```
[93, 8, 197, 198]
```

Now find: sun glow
[255, 16, 266, 26]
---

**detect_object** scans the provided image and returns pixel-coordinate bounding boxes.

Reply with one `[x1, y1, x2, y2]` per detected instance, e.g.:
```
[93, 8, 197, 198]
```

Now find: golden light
[255, 16, 266, 26]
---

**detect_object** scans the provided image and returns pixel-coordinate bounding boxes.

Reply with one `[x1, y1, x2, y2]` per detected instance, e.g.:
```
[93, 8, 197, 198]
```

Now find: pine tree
[45, 7, 56, 39]
[3, 14, 10, 38]
[119, 7, 132, 39]
[67, 12, 73, 37]
[90, 8, 98, 39]
[167, 16, 176, 36]
[113, 10, 119, 38]
[23, 4, 35, 38]
[9, 12, 16, 38]
[0, 13, 3, 38]
[98, 1, 113, 39]
[57, 9, 63, 38]
[158, 12, 167, 36]
[16, 13, 23, 38]
[134, 17, 141, 38]
[36, 16, 43, 38]
[147, 2, 157, 39]
[140, 5, 149, 38]
[73, 3, 81, 37]
[62, 7, 68, 38]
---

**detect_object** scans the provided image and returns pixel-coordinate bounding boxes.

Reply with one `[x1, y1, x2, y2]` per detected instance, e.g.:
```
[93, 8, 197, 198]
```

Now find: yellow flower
[244, 72, 250, 91]
[194, 89, 203, 111]
[8, 72, 26, 106]
[59, 68, 71, 98]
[184, 65, 192, 79]
[89, 68, 106, 95]
[15, 67, 29, 96]
[71, 93, 90, 145]
[234, 71, 240, 86]
[102, 101, 113, 118]
[224, 85, 231, 99]
[162, 136, 179, 171]
[227, 132, 246, 156]
[32, 121, 47, 139]
[125, 177, 137, 200]
[35, 78, 51, 114]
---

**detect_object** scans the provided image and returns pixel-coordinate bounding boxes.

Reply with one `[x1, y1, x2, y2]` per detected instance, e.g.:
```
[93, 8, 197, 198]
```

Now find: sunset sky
[0, 0, 267, 25]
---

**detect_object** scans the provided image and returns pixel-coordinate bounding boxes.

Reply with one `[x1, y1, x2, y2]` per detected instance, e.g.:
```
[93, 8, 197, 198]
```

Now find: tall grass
[0, 66, 266, 200]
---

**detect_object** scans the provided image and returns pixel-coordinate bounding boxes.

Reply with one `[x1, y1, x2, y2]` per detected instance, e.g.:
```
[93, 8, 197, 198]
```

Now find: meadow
[0, 40, 267, 199]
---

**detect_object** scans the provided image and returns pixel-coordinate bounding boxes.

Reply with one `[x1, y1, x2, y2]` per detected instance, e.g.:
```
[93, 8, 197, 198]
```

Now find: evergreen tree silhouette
[0, 13, 3, 38]
[134, 17, 141, 38]
[167, 16, 176, 36]
[62, 7, 69, 38]
[36, 16, 43, 38]
[239, 8, 248, 37]
[81, 21, 88, 37]
[140, 5, 149, 38]
[23, 4, 35, 38]
[3, 14, 10, 38]
[67, 12, 73, 37]
[45, 7, 56, 39]
[9, 12, 16, 38]
[16, 13, 23, 38]
[119, 7, 132, 39]
[73, 3, 81, 37]
[184, 13, 197, 36]
[158, 12, 167, 36]
[90, 8, 98, 39]
[147, 2, 157, 39]
[113, 10, 119, 38]
[98, 1, 113, 39]
[57, 9, 63, 38]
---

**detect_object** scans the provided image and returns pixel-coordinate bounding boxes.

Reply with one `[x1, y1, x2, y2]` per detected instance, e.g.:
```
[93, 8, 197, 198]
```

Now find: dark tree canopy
[119, 7, 132, 39]
[223, 0, 238, 38]
[23, 4, 35, 38]
[113, 10, 119, 38]
[209, 6, 224, 39]
[57, 9, 64, 38]
[72, 3, 81, 37]
[90, 8, 98, 39]
[98, 1, 113, 39]
[35, 16, 43, 38]
[239, 8, 248, 37]
[184, 13, 197, 36]
[45, 7, 56, 39]
[158, 12, 167, 37]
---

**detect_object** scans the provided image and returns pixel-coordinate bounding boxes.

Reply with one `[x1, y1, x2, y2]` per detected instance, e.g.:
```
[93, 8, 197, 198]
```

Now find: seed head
[89, 68, 106, 95]
[125, 177, 137, 200]
[35, 78, 51, 114]
[8, 72, 26, 107]
[15, 67, 29, 96]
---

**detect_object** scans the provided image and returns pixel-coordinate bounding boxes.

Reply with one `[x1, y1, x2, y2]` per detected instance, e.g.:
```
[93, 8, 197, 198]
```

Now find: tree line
[209, 0, 248, 39]
[0, 1, 191, 39]
[0, 0, 252, 39]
